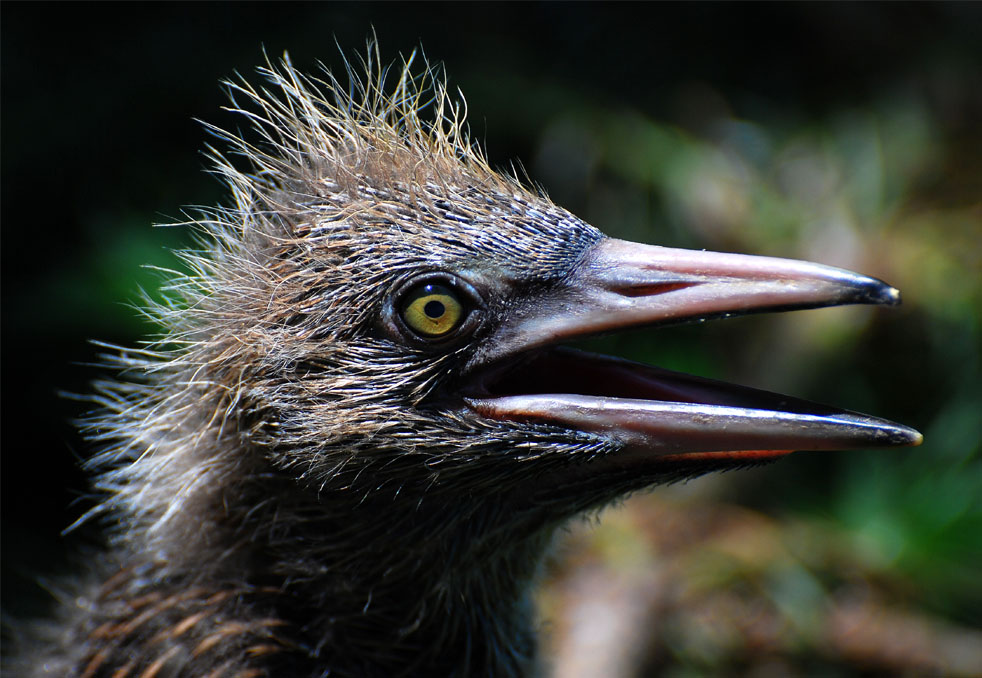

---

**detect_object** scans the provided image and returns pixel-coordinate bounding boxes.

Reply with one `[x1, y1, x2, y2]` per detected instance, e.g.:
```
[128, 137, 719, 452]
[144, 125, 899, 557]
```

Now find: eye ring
[386, 273, 484, 346]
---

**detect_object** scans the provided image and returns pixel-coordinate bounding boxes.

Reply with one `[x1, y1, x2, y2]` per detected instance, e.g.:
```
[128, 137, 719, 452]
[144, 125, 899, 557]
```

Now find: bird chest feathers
[15, 43, 920, 678]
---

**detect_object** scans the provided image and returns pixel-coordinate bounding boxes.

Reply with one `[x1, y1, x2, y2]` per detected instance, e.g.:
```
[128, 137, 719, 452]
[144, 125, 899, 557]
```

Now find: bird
[16, 45, 921, 677]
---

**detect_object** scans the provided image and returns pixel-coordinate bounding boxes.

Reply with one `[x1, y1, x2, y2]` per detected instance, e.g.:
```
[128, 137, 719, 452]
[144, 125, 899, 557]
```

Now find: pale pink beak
[465, 238, 922, 459]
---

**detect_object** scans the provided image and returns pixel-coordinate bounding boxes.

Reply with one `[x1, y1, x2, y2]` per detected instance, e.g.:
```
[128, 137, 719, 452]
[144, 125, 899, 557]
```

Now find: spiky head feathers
[83, 48, 610, 565]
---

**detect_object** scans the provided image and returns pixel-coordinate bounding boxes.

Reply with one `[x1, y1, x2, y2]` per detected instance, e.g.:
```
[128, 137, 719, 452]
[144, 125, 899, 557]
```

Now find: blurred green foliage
[526, 78, 982, 623]
[515, 69, 982, 638]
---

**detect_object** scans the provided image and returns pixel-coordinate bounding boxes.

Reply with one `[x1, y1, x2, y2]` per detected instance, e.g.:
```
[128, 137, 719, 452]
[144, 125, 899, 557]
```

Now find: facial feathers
[79, 46, 609, 573]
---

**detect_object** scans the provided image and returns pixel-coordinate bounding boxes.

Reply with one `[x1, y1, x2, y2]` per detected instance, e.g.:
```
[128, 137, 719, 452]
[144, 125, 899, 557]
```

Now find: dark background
[3, 2, 980, 671]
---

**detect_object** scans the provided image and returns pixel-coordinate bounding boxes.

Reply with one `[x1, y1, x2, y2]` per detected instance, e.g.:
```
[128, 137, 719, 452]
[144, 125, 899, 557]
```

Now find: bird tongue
[465, 237, 921, 459]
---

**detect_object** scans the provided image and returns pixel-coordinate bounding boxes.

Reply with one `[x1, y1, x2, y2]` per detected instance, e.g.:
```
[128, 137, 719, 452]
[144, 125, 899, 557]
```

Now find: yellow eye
[400, 283, 465, 338]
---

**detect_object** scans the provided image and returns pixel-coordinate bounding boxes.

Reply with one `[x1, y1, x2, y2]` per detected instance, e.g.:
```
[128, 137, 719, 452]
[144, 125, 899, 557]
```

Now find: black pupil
[424, 299, 445, 319]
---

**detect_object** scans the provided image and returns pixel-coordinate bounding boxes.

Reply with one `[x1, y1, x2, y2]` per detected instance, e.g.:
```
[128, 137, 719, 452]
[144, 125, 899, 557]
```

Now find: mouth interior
[464, 345, 842, 418]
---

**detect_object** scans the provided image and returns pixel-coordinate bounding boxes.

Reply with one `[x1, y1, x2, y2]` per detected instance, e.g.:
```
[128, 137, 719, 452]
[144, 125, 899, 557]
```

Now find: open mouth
[463, 238, 922, 461]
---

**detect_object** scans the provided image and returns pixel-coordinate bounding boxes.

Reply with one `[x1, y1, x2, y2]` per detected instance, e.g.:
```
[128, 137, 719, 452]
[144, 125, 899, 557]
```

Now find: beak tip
[885, 424, 923, 447]
[862, 280, 902, 307]
[880, 285, 902, 307]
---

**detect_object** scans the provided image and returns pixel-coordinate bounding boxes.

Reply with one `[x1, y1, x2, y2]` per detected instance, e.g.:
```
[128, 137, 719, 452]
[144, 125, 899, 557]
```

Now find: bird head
[90, 49, 920, 577]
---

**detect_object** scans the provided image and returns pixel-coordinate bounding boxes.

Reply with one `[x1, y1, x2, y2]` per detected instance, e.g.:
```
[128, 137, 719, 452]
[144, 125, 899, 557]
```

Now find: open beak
[465, 238, 922, 460]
